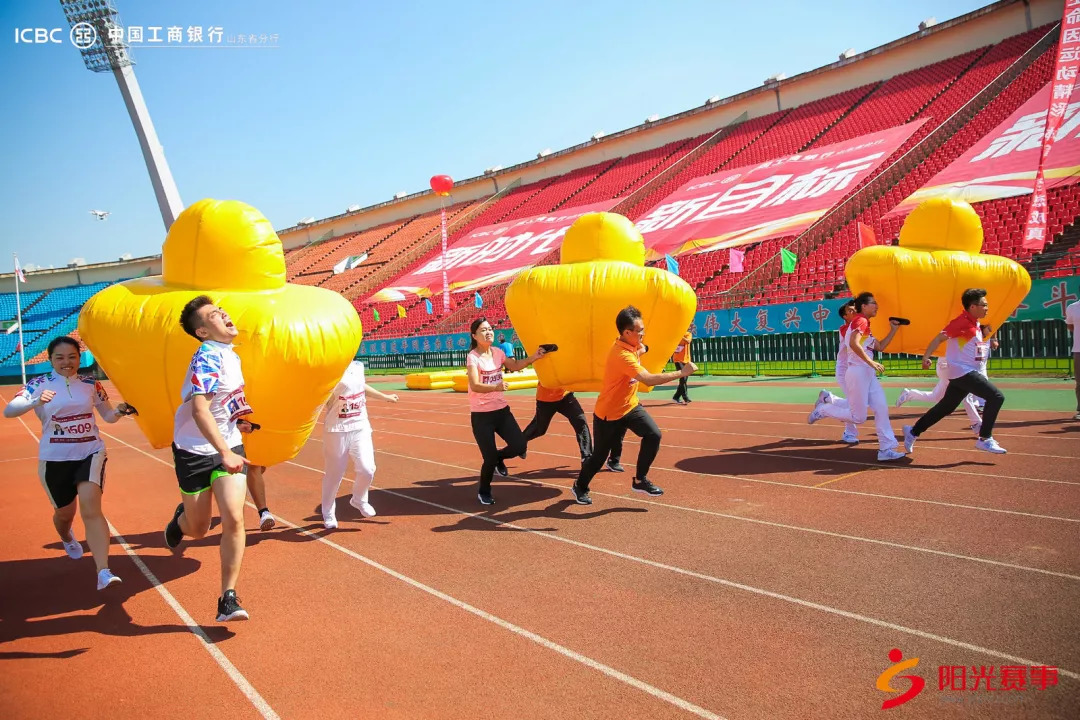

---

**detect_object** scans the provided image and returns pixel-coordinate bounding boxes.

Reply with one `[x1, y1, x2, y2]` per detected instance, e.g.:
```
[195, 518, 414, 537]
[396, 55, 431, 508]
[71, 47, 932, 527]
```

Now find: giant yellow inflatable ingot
[505, 212, 697, 392]
[844, 197, 1030, 356]
[78, 199, 363, 466]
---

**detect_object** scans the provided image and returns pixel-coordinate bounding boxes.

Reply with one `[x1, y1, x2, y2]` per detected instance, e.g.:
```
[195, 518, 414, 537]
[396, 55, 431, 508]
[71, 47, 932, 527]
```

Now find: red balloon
[430, 174, 454, 195]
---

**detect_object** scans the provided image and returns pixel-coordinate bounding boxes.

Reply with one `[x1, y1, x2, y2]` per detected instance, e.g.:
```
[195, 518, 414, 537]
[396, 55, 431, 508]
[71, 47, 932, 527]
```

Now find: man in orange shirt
[571, 306, 697, 505]
[671, 325, 694, 404]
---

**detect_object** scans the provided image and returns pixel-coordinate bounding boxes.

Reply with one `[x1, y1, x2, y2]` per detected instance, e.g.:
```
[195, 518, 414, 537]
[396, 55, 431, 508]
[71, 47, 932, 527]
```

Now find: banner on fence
[368, 200, 618, 302]
[357, 277, 1079, 355]
[889, 81, 1080, 216]
[635, 120, 926, 258]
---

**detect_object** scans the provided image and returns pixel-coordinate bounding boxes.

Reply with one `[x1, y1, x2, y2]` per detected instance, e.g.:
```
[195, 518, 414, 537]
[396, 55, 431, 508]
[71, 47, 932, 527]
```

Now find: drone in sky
[89, 210, 110, 220]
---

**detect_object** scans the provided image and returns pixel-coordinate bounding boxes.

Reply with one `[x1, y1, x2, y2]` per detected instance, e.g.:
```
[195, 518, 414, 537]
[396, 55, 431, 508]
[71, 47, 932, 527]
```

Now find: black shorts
[38, 451, 107, 509]
[172, 444, 247, 495]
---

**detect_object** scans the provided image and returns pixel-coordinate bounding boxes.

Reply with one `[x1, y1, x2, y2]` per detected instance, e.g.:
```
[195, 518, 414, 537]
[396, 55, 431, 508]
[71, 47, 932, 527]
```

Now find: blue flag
[424, 298, 433, 314]
[664, 254, 679, 275]
[474, 292, 483, 309]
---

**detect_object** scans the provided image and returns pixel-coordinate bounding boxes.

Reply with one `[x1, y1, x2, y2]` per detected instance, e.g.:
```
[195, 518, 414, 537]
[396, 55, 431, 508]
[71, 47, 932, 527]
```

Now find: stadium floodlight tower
[60, 0, 183, 231]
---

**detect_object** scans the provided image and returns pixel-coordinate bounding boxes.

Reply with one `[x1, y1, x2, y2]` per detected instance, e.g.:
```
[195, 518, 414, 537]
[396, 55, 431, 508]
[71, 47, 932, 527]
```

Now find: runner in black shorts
[164, 296, 256, 622]
[4, 336, 138, 590]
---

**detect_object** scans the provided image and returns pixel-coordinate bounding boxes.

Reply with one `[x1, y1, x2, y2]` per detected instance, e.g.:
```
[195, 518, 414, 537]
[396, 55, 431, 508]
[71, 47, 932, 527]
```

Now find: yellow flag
[396, 304, 406, 318]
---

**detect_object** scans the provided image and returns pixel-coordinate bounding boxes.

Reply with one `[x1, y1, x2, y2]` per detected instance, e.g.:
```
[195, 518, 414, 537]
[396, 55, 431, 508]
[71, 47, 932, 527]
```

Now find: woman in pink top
[466, 316, 546, 506]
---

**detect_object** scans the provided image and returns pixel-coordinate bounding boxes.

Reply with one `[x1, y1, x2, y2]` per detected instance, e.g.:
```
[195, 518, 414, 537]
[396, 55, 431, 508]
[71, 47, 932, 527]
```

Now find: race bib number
[222, 387, 253, 422]
[49, 412, 97, 444]
[337, 392, 367, 419]
[481, 369, 503, 386]
[975, 342, 989, 362]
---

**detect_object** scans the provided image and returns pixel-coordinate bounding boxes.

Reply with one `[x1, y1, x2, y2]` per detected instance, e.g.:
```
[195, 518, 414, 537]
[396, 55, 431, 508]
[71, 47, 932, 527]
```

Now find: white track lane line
[369, 425, 1080, 524]
[372, 405, 1080, 485]
[100, 431, 726, 720]
[280, 456, 1080, 682]
[0, 386, 279, 720]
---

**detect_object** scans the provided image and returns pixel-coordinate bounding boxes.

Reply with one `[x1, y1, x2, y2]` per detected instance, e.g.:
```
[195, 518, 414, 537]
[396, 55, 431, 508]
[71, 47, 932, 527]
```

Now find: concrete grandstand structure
[3, 0, 1078, 367]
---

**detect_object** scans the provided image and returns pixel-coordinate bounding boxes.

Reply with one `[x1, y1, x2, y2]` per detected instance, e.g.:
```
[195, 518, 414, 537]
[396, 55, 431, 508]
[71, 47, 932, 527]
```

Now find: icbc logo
[13, 24, 96, 48]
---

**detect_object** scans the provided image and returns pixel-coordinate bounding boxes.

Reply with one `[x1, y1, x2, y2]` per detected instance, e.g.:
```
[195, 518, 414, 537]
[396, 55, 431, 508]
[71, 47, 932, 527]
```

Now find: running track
[1, 383, 1078, 719]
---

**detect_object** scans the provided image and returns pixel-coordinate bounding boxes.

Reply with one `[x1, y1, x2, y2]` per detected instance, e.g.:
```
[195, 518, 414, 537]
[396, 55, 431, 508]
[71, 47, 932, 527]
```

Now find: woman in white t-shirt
[466, 317, 547, 506]
[320, 360, 399, 529]
[3, 336, 138, 591]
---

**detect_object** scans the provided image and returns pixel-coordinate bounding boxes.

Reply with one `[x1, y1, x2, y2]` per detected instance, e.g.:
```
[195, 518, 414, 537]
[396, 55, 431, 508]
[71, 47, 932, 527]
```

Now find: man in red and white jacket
[903, 288, 1007, 454]
[810, 292, 905, 461]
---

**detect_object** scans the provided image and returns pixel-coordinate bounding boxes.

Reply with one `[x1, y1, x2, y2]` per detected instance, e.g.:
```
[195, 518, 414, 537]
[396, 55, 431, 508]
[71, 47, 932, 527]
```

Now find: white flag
[332, 253, 368, 275]
[14, 257, 27, 283]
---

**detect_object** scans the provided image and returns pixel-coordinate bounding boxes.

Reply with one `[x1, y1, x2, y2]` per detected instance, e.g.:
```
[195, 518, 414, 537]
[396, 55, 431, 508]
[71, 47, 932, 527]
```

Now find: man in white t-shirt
[320, 360, 398, 529]
[1066, 292, 1080, 420]
[903, 288, 1007, 454]
[164, 295, 256, 622]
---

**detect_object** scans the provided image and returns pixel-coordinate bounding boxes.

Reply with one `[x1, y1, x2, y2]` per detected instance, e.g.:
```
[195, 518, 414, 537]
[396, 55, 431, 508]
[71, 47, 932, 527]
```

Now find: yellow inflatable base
[406, 370, 466, 390]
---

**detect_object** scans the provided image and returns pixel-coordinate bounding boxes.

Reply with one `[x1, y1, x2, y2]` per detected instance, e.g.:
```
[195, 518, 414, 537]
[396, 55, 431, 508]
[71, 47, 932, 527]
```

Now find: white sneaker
[62, 535, 84, 560]
[817, 389, 832, 405]
[259, 510, 275, 531]
[902, 425, 917, 453]
[808, 406, 827, 425]
[841, 432, 860, 445]
[350, 497, 376, 518]
[975, 437, 1007, 454]
[322, 514, 338, 530]
[96, 568, 122, 591]
[895, 389, 912, 408]
[1073, 411, 1080, 420]
[970, 421, 982, 437]
[877, 448, 906, 462]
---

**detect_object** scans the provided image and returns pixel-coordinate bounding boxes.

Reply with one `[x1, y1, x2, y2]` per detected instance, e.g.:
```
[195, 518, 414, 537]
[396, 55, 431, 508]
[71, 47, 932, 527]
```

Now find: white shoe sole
[97, 574, 122, 591]
[216, 609, 249, 622]
[259, 516, 275, 531]
[349, 498, 376, 517]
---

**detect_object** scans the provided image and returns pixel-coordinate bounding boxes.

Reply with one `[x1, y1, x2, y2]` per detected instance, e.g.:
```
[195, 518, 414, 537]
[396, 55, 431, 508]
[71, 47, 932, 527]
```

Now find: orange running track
[1, 383, 1078, 719]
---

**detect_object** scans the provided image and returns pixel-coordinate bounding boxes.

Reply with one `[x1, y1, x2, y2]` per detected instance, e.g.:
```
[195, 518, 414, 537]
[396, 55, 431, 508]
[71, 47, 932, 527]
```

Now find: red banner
[369, 200, 618, 302]
[635, 120, 927, 258]
[889, 82, 1080, 217]
[1023, 7, 1080, 252]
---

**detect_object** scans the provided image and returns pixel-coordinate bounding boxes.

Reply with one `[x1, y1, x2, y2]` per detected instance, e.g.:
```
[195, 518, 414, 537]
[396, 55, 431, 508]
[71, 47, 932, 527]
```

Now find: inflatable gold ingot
[505, 212, 697, 392]
[78, 199, 363, 466]
[844, 197, 1031, 356]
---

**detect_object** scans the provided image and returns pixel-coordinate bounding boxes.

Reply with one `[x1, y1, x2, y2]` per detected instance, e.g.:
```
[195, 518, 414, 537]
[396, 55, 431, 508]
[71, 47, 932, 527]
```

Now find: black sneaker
[164, 502, 184, 550]
[632, 477, 664, 496]
[570, 483, 593, 505]
[216, 589, 249, 622]
[478, 488, 495, 505]
[606, 459, 624, 473]
[494, 461, 509, 477]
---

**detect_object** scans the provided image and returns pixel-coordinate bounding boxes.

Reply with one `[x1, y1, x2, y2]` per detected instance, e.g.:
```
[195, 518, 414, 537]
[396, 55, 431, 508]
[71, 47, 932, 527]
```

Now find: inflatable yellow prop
[844, 197, 1031, 355]
[505, 212, 697, 392]
[78, 199, 363, 466]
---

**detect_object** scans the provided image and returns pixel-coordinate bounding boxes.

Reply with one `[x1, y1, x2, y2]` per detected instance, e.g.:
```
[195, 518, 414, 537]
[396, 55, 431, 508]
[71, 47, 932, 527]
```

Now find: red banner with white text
[888, 82, 1080, 217]
[635, 120, 927, 258]
[1023, 6, 1080, 251]
[368, 200, 618, 302]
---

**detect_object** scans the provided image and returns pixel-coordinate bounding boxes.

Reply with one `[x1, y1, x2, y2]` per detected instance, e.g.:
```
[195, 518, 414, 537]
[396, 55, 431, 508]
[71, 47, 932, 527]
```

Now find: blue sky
[0, 0, 990, 271]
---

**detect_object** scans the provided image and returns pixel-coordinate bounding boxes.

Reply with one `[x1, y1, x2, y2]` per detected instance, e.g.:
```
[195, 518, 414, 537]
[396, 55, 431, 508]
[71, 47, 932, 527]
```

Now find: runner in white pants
[895, 358, 983, 435]
[818, 301, 860, 444]
[320, 360, 398, 529]
[809, 291, 906, 462]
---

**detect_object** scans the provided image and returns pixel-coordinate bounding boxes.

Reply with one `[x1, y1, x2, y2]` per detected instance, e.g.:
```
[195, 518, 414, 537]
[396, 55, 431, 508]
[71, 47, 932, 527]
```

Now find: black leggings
[911, 370, 1005, 439]
[471, 407, 526, 490]
[577, 405, 661, 490]
[523, 394, 592, 461]
[673, 362, 690, 402]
